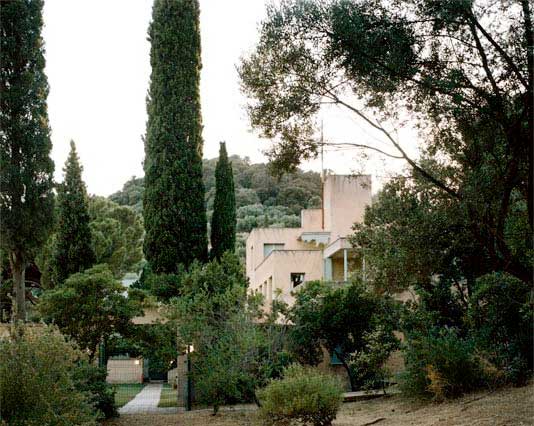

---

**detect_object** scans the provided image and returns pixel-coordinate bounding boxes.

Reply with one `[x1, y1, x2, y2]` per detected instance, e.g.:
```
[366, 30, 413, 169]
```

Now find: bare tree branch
[324, 90, 461, 200]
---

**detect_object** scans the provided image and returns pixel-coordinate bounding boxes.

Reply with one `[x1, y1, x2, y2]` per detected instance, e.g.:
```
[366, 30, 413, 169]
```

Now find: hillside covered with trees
[110, 155, 322, 235]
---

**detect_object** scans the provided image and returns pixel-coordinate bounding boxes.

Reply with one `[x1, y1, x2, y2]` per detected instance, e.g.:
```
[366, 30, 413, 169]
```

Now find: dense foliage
[72, 363, 118, 419]
[112, 156, 321, 219]
[289, 280, 399, 391]
[0, 0, 55, 320]
[52, 141, 96, 286]
[39, 264, 140, 360]
[106, 321, 178, 381]
[397, 272, 533, 400]
[352, 172, 533, 397]
[143, 0, 208, 273]
[239, 0, 532, 399]
[35, 196, 143, 290]
[240, 0, 533, 285]
[169, 253, 292, 413]
[258, 364, 344, 426]
[210, 142, 237, 260]
[88, 197, 144, 278]
[110, 156, 321, 259]
[0, 326, 98, 425]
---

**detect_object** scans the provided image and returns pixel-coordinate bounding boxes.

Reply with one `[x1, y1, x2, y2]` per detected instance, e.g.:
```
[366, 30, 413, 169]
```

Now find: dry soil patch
[104, 382, 534, 426]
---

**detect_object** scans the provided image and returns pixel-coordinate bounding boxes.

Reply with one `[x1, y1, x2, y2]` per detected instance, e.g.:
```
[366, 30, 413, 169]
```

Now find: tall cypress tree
[143, 0, 208, 273]
[210, 142, 236, 260]
[0, 0, 55, 320]
[52, 141, 95, 285]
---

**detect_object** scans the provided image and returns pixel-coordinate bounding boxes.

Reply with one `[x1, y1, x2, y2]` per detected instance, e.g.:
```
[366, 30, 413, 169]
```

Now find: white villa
[246, 174, 372, 309]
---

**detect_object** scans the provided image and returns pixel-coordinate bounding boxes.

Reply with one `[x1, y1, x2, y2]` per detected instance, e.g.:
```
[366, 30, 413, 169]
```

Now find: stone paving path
[119, 383, 170, 414]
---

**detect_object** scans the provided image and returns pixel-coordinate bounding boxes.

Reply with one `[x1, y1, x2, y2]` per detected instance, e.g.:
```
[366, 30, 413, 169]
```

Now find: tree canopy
[88, 197, 143, 278]
[52, 141, 95, 285]
[288, 280, 399, 391]
[210, 142, 237, 260]
[143, 0, 208, 273]
[111, 156, 322, 233]
[0, 0, 55, 320]
[239, 0, 533, 285]
[39, 264, 140, 360]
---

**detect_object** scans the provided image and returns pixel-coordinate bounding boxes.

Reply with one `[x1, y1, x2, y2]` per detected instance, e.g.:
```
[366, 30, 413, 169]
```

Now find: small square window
[291, 273, 305, 289]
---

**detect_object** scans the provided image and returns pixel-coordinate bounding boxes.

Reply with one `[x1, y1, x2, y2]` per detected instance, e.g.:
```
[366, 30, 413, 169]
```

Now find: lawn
[157, 383, 178, 408]
[114, 383, 145, 408]
[105, 381, 534, 426]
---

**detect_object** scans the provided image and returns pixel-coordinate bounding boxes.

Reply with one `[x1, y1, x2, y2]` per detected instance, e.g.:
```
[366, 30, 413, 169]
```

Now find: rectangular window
[291, 273, 305, 289]
[263, 243, 284, 258]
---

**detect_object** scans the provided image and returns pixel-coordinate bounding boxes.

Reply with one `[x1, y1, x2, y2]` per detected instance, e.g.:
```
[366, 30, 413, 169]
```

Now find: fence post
[186, 345, 192, 411]
[98, 341, 105, 368]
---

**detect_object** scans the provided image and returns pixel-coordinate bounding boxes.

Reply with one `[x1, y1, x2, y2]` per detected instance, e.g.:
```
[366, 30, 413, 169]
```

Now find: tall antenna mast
[320, 120, 325, 230]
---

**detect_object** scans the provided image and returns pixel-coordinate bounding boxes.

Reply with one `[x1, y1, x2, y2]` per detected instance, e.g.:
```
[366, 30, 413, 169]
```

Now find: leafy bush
[348, 324, 399, 390]
[170, 253, 291, 413]
[258, 364, 344, 426]
[0, 325, 98, 425]
[288, 279, 399, 391]
[468, 272, 533, 385]
[400, 327, 485, 400]
[72, 363, 118, 419]
[38, 264, 140, 360]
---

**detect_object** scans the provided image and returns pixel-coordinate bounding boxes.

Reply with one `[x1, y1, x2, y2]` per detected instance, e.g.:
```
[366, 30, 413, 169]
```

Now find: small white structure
[106, 357, 144, 384]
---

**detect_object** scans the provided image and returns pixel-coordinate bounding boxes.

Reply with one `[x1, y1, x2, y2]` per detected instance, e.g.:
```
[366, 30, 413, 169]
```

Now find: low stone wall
[106, 358, 144, 384]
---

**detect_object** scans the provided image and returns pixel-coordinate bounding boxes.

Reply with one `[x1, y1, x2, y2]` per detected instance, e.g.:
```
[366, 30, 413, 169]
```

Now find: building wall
[107, 359, 144, 384]
[301, 209, 323, 231]
[246, 228, 315, 286]
[324, 175, 372, 240]
[252, 250, 323, 307]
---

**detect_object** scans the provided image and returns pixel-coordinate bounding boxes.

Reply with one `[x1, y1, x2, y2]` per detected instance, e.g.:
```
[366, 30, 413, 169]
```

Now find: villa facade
[246, 174, 372, 309]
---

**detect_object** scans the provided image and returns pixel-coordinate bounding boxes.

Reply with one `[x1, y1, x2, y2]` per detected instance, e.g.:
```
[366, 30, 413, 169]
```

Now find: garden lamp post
[186, 344, 194, 411]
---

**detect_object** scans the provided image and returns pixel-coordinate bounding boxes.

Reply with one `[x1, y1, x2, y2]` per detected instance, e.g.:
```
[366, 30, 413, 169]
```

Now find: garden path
[119, 383, 175, 414]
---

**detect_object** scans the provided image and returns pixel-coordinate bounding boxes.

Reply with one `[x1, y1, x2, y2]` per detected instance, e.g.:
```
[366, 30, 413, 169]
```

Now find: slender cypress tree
[210, 142, 236, 260]
[0, 0, 55, 320]
[52, 141, 95, 285]
[143, 0, 208, 273]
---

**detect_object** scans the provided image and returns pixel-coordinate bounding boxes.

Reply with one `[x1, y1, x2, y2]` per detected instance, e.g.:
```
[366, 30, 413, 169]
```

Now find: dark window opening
[291, 273, 305, 288]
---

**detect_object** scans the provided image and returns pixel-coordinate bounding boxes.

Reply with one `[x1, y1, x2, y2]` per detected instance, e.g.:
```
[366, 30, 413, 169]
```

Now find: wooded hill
[110, 155, 322, 234]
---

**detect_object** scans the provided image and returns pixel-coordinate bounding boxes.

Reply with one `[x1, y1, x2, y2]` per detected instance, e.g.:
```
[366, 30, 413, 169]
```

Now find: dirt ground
[104, 382, 534, 426]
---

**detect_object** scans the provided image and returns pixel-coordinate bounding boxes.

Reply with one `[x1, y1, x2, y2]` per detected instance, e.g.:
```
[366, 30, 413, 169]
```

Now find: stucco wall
[301, 209, 322, 231]
[107, 359, 144, 384]
[324, 175, 372, 240]
[252, 250, 323, 307]
[246, 228, 315, 285]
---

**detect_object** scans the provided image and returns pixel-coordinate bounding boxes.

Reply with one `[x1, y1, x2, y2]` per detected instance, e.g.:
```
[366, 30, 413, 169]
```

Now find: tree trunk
[335, 349, 357, 391]
[9, 252, 26, 322]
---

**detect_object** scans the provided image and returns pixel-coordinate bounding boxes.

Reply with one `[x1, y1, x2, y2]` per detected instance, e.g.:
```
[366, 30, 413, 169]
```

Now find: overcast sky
[42, 0, 413, 196]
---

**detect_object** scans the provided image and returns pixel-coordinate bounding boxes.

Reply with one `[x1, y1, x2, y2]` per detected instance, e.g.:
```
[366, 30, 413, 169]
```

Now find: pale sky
[42, 0, 414, 196]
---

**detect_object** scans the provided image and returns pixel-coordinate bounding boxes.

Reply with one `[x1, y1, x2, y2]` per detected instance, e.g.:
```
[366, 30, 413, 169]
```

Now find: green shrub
[399, 327, 485, 400]
[0, 325, 98, 425]
[348, 324, 399, 390]
[468, 272, 533, 385]
[171, 254, 291, 413]
[72, 363, 118, 419]
[288, 279, 400, 391]
[257, 364, 344, 426]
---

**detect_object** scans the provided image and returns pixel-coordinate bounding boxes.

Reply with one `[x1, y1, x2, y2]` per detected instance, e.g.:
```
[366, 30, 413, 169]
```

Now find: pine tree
[0, 0, 55, 320]
[52, 141, 95, 284]
[143, 0, 208, 273]
[210, 142, 236, 260]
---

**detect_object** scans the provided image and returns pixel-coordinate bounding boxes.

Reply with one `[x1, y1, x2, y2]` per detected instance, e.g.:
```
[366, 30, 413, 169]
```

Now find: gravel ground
[104, 381, 534, 426]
